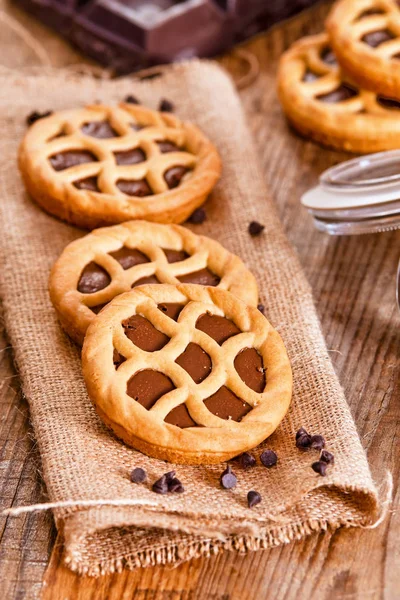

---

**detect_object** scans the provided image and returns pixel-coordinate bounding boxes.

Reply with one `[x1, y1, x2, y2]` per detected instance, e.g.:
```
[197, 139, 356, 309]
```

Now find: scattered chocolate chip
[164, 470, 176, 483]
[320, 449, 334, 464]
[130, 467, 147, 483]
[187, 207, 207, 224]
[260, 449, 278, 468]
[159, 98, 174, 112]
[26, 110, 53, 126]
[220, 465, 237, 489]
[312, 461, 327, 476]
[168, 478, 185, 493]
[125, 95, 140, 104]
[296, 433, 312, 450]
[152, 474, 169, 494]
[310, 434, 326, 451]
[295, 427, 309, 440]
[257, 304, 265, 314]
[239, 452, 256, 469]
[247, 490, 262, 508]
[248, 221, 265, 236]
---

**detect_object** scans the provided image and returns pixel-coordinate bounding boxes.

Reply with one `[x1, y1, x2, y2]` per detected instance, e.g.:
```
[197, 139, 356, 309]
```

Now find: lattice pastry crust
[19, 103, 222, 229]
[278, 33, 400, 152]
[327, 0, 400, 98]
[50, 221, 258, 345]
[82, 284, 292, 465]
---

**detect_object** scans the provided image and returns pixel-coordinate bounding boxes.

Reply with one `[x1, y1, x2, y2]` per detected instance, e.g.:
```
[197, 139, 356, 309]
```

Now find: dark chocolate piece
[248, 221, 265, 236]
[320, 450, 335, 464]
[157, 303, 184, 321]
[127, 369, 175, 409]
[125, 95, 139, 104]
[204, 386, 252, 421]
[310, 434, 325, 451]
[296, 433, 312, 450]
[74, 176, 100, 192]
[162, 248, 190, 263]
[130, 467, 146, 483]
[165, 403, 197, 428]
[152, 474, 169, 494]
[159, 98, 174, 112]
[78, 262, 111, 294]
[361, 29, 395, 48]
[247, 490, 262, 508]
[178, 268, 220, 286]
[114, 148, 146, 165]
[49, 150, 97, 171]
[260, 449, 277, 468]
[117, 178, 153, 196]
[90, 303, 107, 314]
[317, 83, 358, 103]
[196, 313, 240, 345]
[109, 247, 150, 270]
[123, 314, 169, 352]
[158, 141, 180, 153]
[175, 342, 212, 383]
[81, 120, 118, 138]
[312, 461, 327, 476]
[131, 274, 161, 288]
[234, 347, 265, 393]
[113, 348, 126, 369]
[295, 427, 309, 440]
[164, 166, 189, 189]
[187, 207, 207, 224]
[239, 452, 256, 469]
[220, 465, 237, 489]
[168, 477, 184, 493]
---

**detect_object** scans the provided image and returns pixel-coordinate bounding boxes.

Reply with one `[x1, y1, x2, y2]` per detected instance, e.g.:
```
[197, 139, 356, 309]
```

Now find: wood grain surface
[1, 1, 399, 598]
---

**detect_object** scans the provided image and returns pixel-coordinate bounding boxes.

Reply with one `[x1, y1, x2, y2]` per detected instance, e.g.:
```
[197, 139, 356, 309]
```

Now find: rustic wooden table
[1, 1, 399, 598]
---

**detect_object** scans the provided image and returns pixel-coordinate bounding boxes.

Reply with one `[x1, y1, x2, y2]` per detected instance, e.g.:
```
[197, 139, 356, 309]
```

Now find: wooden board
[0, 1, 399, 598]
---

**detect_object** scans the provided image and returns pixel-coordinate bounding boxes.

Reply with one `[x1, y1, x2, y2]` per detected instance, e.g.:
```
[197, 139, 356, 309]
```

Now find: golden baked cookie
[82, 284, 292, 465]
[50, 221, 258, 345]
[19, 103, 222, 229]
[277, 33, 400, 153]
[326, 0, 400, 98]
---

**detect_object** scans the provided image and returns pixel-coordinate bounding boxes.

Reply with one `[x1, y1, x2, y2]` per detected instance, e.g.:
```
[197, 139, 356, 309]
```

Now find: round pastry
[19, 103, 222, 229]
[277, 33, 400, 153]
[82, 284, 292, 465]
[50, 220, 258, 345]
[326, 0, 400, 98]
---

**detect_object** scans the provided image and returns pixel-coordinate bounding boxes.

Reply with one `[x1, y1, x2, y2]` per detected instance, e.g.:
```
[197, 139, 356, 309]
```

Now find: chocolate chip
[130, 467, 147, 483]
[168, 478, 185, 493]
[159, 98, 174, 112]
[260, 449, 278, 468]
[247, 490, 262, 508]
[239, 452, 256, 469]
[310, 435, 325, 451]
[187, 207, 206, 224]
[296, 433, 312, 450]
[26, 110, 52, 126]
[164, 470, 176, 483]
[257, 304, 265, 314]
[125, 95, 139, 104]
[220, 466, 237, 489]
[312, 461, 327, 476]
[248, 221, 265, 236]
[295, 427, 309, 440]
[320, 450, 334, 464]
[152, 475, 169, 494]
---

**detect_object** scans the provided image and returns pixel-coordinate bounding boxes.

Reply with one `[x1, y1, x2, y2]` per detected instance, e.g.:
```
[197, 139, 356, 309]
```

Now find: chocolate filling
[175, 342, 212, 383]
[109, 247, 150, 270]
[178, 268, 220, 286]
[196, 313, 241, 345]
[131, 274, 161, 288]
[157, 303, 184, 321]
[317, 83, 358, 103]
[113, 349, 126, 369]
[123, 314, 169, 351]
[81, 120, 118, 138]
[320, 47, 337, 66]
[49, 150, 97, 171]
[204, 386, 252, 421]
[377, 96, 400, 109]
[234, 348, 265, 393]
[164, 404, 197, 428]
[303, 69, 320, 82]
[162, 249, 190, 263]
[158, 141, 180, 153]
[74, 177, 100, 192]
[90, 303, 107, 314]
[78, 262, 111, 293]
[114, 148, 146, 165]
[164, 166, 189, 189]
[117, 179, 153, 196]
[127, 369, 175, 409]
[361, 29, 395, 47]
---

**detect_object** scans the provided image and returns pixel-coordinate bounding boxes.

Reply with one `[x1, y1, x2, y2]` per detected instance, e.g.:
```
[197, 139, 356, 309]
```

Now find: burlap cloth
[0, 61, 382, 576]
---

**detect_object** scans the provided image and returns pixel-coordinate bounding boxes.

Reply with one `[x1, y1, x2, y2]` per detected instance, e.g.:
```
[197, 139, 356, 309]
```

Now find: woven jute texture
[0, 62, 380, 576]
